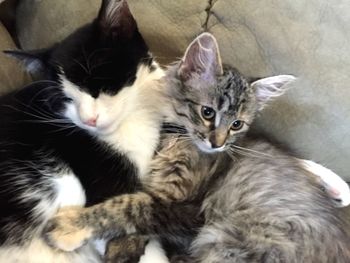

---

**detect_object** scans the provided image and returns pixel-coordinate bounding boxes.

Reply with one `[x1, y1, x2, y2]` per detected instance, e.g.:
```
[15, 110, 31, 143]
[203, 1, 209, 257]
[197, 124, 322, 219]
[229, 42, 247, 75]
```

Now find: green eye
[231, 120, 244, 131]
[201, 106, 215, 120]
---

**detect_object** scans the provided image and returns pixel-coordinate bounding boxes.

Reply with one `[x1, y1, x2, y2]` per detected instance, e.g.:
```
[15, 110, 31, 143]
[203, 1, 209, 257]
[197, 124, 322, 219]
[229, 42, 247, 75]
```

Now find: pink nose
[84, 117, 97, 127]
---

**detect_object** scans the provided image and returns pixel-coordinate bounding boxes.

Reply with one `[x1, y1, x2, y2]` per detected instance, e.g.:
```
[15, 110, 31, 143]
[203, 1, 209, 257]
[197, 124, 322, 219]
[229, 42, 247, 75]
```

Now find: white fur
[192, 225, 221, 248]
[139, 238, 170, 263]
[93, 239, 107, 256]
[195, 139, 225, 153]
[61, 77, 98, 133]
[14, 166, 86, 232]
[300, 159, 350, 206]
[54, 173, 86, 207]
[60, 65, 167, 259]
[61, 65, 165, 176]
[0, 239, 101, 263]
[1, 169, 100, 262]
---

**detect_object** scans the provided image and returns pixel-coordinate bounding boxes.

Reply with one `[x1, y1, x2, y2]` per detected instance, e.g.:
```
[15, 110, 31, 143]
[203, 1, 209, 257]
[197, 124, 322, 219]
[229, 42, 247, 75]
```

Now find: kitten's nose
[209, 131, 227, 148]
[84, 116, 98, 127]
[211, 141, 225, 149]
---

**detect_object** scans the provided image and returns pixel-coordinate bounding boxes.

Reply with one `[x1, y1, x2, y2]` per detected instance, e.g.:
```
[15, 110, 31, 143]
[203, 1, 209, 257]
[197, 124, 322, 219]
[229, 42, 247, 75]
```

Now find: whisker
[73, 58, 90, 74]
[226, 150, 238, 162]
[66, 126, 81, 136]
[11, 99, 58, 121]
[87, 48, 113, 64]
[89, 61, 114, 72]
[21, 84, 61, 107]
[230, 144, 274, 158]
[2, 104, 72, 128]
[30, 80, 59, 85]
[227, 148, 257, 159]
[47, 125, 77, 134]
[3, 105, 52, 121]
[228, 147, 269, 160]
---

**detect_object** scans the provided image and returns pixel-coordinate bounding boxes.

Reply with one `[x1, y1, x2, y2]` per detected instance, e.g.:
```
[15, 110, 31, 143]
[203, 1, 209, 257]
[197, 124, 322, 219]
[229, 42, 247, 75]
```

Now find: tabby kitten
[0, 0, 165, 262]
[43, 33, 350, 262]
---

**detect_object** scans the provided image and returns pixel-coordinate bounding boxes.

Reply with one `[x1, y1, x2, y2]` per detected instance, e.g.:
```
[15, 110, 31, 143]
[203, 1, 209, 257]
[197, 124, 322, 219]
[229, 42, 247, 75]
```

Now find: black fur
[0, 0, 149, 245]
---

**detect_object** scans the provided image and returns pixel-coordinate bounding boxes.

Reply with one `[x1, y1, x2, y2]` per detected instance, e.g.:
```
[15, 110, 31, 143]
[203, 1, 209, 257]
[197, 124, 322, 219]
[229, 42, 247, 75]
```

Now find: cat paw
[301, 160, 350, 207]
[43, 207, 93, 251]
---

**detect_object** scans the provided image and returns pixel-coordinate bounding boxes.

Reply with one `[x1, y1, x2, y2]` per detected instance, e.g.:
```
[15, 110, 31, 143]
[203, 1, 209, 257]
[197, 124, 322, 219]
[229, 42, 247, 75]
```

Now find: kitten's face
[9, 0, 157, 135]
[172, 69, 257, 153]
[168, 33, 295, 153]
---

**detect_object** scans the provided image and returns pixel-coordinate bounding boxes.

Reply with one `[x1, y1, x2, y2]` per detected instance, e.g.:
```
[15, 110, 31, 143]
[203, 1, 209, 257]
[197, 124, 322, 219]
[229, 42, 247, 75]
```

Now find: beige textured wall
[0, 22, 30, 94]
[15, 0, 350, 180]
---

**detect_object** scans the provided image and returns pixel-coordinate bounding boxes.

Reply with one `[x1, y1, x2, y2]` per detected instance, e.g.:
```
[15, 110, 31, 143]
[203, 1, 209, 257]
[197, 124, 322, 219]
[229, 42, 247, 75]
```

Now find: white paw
[139, 238, 170, 263]
[301, 159, 350, 207]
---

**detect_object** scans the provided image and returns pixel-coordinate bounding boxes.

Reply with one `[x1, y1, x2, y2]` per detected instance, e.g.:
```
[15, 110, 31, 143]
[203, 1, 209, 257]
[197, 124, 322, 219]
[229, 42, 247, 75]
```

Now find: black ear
[98, 0, 137, 39]
[178, 33, 223, 85]
[3, 49, 50, 76]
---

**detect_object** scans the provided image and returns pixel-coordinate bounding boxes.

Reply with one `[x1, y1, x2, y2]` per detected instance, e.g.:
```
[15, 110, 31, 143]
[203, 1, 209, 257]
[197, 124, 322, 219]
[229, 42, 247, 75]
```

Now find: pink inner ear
[178, 33, 223, 83]
[98, 0, 137, 38]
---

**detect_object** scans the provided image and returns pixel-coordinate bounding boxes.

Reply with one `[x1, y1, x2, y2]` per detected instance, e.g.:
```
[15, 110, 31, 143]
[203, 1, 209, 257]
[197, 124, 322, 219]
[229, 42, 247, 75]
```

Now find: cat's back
[202, 137, 350, 262]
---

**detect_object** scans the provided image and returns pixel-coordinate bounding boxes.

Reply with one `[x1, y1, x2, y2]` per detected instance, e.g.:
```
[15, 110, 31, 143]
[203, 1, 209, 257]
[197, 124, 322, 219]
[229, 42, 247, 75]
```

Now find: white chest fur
[62, 64, 165, 177]
[99, 65, 165, 177]
[103, 110, 161, 176]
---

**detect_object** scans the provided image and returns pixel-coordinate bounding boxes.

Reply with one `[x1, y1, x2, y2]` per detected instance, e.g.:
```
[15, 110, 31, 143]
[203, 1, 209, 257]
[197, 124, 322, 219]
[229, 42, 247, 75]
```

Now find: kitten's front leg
[43, 189, 195, 252]
[43, 192, 153, 251]
[44, 138, 200, 252]
[43, 206, 95, 251]
[105, 234, 149, 263]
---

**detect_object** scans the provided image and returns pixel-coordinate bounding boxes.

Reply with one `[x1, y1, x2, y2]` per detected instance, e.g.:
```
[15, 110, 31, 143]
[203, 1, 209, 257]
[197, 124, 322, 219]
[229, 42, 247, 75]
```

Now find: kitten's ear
[3, 49, 50, 75]
[251, 75, 296, 110]
[98, 0, 137, 39]
[178, 32, 223, 84]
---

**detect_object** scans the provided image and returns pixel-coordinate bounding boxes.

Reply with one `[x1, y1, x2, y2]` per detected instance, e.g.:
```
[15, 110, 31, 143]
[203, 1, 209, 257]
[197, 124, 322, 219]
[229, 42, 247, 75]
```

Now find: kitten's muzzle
[209, 130, 227, 148]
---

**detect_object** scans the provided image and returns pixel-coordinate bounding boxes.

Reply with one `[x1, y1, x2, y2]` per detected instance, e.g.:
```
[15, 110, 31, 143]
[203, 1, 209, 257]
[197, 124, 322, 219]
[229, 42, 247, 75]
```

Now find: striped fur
[43, 33, 350, 262]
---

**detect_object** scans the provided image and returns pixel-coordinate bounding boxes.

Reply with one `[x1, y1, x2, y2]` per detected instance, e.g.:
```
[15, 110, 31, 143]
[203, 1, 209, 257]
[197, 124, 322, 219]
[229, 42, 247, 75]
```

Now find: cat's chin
[70, 116, 117, 136]
[76, 122, 115, 137]
[96, 121, 122, 136]
[194, 140, 226, 154]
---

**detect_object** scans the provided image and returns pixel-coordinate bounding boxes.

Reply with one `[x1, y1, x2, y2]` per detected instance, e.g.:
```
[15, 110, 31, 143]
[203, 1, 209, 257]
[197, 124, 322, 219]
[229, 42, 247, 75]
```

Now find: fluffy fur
[43, 33, 350, 262]
[0, 0, 165, 262]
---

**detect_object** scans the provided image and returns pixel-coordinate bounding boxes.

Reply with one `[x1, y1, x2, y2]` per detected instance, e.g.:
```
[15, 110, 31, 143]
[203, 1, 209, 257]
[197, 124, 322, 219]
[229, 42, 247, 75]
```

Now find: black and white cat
[0, 0, 166, 262]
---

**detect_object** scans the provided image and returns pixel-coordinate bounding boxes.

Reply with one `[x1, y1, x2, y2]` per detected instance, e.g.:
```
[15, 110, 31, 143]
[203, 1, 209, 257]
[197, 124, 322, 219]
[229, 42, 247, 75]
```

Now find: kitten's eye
[231, 120, 244, 131]
[201, 106, 216, 120]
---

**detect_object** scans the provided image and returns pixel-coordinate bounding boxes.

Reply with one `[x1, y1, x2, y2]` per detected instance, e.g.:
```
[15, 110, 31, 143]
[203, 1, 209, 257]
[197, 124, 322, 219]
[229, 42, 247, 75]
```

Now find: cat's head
[167, 33, 295, 153]
[6, 0, 161, 135]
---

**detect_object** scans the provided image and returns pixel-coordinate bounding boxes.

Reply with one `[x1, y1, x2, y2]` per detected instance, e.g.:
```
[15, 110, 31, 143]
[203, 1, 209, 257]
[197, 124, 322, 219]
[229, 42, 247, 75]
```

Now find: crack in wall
[202, 0, 215, 31]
